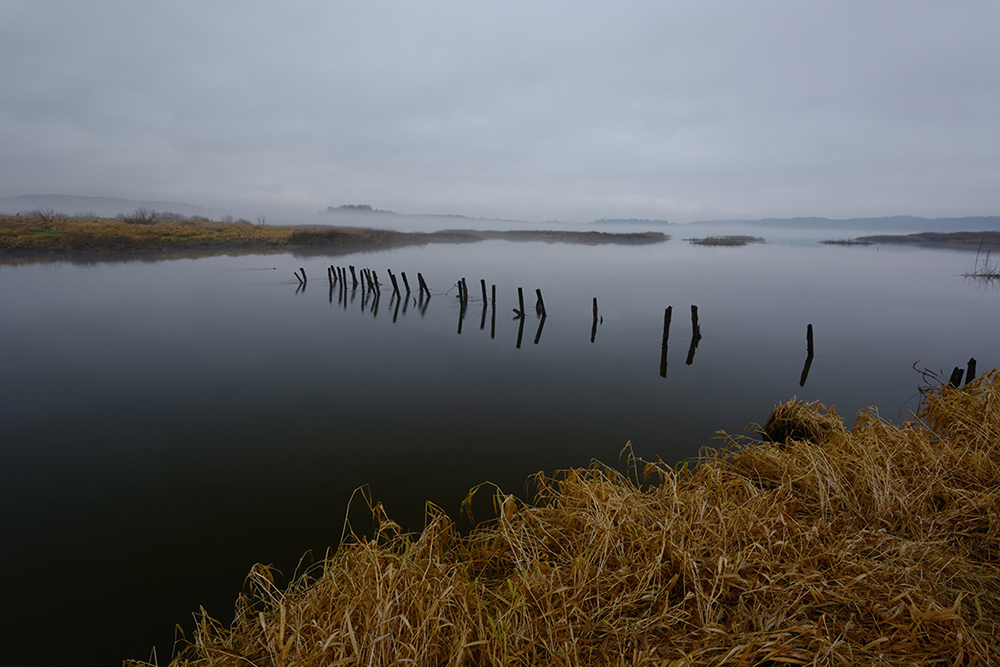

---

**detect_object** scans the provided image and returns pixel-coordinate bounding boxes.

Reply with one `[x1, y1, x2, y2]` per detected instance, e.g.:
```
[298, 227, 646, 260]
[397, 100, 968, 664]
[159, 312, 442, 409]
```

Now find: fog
[2, 2, 999, 223]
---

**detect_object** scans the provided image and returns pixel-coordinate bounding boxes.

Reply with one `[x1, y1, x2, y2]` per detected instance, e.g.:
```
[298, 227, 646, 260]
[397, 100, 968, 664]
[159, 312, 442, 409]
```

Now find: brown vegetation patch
[132, 372, 1000, 666]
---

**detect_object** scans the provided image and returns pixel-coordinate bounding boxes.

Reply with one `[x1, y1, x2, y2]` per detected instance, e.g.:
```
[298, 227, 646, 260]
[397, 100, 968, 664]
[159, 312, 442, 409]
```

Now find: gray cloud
[2, 1, 998, 222]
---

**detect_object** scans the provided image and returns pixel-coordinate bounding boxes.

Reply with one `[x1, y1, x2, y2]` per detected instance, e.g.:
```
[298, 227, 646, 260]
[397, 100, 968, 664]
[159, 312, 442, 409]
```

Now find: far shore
[0, 214, 667, 264]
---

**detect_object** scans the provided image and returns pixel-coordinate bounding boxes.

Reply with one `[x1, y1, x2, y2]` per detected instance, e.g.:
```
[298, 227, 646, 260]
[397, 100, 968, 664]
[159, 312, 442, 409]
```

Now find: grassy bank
[133, 373, 1000, 666]
[0, 214, 667, 261]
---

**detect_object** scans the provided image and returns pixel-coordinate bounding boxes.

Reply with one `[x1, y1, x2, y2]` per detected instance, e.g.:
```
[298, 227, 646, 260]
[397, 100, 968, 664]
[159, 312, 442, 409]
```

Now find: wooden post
[491, 284, 496, 339]
[948, 367, 964, 388]
[592, 297, 599, 344]
[461, 278, 469, 307]
[535, 289, 546, 317]
[327, 267, 333, 288]
[299, 268, 307, 284]
[481, 279, 487, 303]
[401, 272, 412, 296]
[294, 270, 304, 285]
[371, 270, 381, 293]
[349, 266, 358, 289]
[660, 307, 672, 378]
[387, 270, 400, 298]
[417, 273, 430, 298]
[515, 287, 525, 318]
[966, 358, 977, 385]
[806, 323, 814, 356]
[691, 305, 701, 339]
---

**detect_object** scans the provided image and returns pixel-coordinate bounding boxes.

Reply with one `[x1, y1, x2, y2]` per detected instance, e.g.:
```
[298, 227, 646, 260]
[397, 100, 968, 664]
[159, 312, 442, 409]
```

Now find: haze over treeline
[1, 2, 999, 224]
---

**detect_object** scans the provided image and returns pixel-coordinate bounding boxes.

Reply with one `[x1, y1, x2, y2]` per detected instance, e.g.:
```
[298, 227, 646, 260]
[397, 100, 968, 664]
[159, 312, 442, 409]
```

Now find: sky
[2, 1, 999, 224]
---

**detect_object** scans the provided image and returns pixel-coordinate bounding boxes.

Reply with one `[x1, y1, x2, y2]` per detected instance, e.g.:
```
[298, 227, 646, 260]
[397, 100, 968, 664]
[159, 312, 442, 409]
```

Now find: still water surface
[1, 229, 997, 665]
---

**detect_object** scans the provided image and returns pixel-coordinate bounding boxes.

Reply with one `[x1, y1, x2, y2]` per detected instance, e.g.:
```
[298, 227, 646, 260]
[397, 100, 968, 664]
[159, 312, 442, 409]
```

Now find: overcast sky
[2, 1, 998, 223]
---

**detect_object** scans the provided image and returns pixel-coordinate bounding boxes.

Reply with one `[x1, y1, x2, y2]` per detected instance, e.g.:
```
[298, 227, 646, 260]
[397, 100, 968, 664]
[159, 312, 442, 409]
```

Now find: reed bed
[131, 372, 1000, 666]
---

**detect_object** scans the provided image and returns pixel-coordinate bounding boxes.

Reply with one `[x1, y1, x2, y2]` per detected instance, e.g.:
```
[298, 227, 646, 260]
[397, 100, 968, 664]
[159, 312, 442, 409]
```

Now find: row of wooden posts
[295, 265, 821, 380]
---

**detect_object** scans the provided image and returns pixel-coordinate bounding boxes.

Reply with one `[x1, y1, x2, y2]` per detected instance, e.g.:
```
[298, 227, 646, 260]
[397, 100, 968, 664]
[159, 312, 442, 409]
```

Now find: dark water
[1, 231, 997, 665]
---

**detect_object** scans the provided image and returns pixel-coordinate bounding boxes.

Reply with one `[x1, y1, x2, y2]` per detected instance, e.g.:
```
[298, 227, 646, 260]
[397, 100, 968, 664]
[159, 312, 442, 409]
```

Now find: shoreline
[130, 372, 1000, 666]
[0, 215, 667, 265]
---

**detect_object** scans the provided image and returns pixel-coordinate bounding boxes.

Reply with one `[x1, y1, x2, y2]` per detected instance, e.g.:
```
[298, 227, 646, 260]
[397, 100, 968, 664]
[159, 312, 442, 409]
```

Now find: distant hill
[591, 218, 673, 225]
[0, 194, 215, 218]
[691, 216, 1000, 232]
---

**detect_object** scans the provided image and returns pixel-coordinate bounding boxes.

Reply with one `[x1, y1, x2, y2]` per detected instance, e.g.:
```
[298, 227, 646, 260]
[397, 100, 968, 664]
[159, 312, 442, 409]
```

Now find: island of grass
[850, 231, 1000, 247]
[687, 235, 765, 246]
[130, 372, 1000, 666]
[0, 213, 668, 261]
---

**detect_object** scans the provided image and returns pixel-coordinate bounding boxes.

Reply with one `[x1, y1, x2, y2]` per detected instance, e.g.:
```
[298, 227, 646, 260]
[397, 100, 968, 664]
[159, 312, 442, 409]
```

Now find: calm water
[2, 228, 997, 665]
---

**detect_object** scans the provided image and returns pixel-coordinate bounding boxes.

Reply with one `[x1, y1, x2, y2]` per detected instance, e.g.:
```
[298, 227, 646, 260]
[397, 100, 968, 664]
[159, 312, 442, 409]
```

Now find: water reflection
[5, 237, 1000, 666]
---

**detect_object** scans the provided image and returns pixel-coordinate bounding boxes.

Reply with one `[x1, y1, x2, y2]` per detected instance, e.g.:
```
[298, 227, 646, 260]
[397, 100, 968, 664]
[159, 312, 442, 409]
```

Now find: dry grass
[0, 214, 296, 252]
[130, 375, 1000, 666]
[0, 215, 667, 261]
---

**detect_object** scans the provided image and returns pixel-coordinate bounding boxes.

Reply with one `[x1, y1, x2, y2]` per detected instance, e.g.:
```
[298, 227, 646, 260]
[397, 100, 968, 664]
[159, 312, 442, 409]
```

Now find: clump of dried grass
[759, 398, 843, 445]
[134, 372, 1000, 666]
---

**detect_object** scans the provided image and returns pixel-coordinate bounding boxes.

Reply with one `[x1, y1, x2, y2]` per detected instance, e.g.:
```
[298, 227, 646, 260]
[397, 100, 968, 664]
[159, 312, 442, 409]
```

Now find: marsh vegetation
[686, 235, 766, 246]
[132, 373, 1000, 666]
[0, 213, 667, 259]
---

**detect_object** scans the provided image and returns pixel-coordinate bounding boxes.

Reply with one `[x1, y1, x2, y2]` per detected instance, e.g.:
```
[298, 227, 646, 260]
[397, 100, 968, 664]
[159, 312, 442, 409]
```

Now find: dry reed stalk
[131, 373, 1000, 667]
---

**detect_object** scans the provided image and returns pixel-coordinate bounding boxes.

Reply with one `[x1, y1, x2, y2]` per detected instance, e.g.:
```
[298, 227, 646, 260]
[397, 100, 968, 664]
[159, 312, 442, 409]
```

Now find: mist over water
[2, 232, 998, 665]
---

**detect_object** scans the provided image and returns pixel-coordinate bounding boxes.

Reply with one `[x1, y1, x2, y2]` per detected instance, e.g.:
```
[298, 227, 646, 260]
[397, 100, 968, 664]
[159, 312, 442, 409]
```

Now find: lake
[1, 225, 997, 665]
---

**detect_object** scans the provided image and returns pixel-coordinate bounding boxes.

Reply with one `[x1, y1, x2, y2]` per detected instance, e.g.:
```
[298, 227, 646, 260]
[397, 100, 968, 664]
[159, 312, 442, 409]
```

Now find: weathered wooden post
[327, 267, 333, 288]
[535, 289, 546, 317]
[800, 323, 815, 387]
[461, 278, 469, 307]
[349, 266, 358, 289]
[515, 288, 526, 318]
[401, 272, 411, 296]
[387, 270, 401, 298]
[294, 270, 304, 286]
[481, 279, 487, 303]
[417, 272, 430, 298]
[660, 306, 672, 378]
[948, 367, 964, 388]
[491, 284, 497, 339]
[690, 305, 701, 339]
[299, 268, 307, 285]
[592, 297, 599, 343]
[966, 358, 977, 385]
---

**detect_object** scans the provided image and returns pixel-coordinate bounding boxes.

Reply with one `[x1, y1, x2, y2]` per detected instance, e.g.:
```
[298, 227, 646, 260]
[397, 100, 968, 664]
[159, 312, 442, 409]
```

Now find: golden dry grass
[130, 375, 1000, 667]
[0, 214, 297, 252]
[0, 215, 667, 260]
